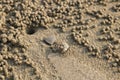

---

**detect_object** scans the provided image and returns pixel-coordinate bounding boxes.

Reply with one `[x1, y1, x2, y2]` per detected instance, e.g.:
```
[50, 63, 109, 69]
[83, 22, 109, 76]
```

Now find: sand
[0, 0, 120, 80]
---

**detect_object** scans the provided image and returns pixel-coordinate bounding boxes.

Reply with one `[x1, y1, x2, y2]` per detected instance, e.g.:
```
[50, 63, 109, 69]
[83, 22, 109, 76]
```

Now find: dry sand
[0, 0, 120, 80]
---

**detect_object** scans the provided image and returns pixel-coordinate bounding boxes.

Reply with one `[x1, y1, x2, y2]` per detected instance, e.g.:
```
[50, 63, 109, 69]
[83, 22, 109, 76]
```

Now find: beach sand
[0, 0, 120, 80]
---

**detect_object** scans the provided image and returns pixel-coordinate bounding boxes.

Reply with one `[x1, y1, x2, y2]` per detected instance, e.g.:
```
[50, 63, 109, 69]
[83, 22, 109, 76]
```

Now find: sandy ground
[0, 0, 120, 80]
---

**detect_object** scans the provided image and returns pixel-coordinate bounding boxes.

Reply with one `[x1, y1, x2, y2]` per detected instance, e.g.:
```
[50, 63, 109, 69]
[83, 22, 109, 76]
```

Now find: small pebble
[44, 35, 56, 45]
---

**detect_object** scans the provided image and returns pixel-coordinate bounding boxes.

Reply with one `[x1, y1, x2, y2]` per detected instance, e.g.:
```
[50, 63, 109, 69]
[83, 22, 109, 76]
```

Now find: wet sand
[0, 0, 120, 80]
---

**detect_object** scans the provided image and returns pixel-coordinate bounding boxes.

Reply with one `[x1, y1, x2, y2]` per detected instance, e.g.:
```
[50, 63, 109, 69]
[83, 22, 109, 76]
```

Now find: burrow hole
[26, 27, 37, 35]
